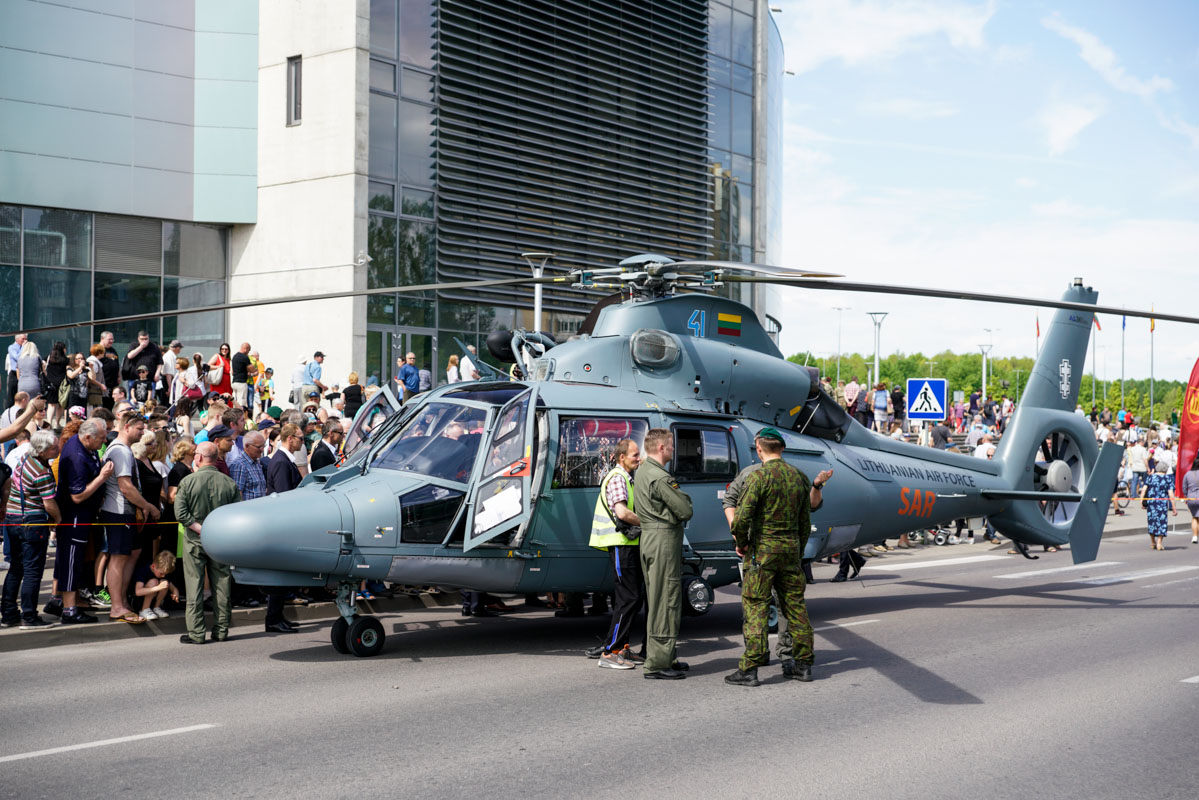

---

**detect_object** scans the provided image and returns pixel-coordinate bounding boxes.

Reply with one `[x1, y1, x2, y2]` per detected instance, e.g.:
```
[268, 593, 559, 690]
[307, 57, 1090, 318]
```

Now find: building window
[287, 56, 302, 125]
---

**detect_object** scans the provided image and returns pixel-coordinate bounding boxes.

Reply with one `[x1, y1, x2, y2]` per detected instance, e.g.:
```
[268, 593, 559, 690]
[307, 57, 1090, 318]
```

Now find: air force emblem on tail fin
[1059, 359, 1071, 399]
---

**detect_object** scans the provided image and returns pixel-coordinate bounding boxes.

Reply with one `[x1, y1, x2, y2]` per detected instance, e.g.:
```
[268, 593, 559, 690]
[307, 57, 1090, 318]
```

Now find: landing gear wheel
[346, 615, 385, 657]
[331, 614, 357, 654]
[933, 531, 948, 546]
[767, 603, 779, 634]
[681, 576, 714, 617]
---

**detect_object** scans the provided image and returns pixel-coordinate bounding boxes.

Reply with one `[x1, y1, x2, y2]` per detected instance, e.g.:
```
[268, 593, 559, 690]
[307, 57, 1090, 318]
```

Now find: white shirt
[1097, 426, 1111, 444]
[447, 365, 460, 384]
[973, 442, 995, 459]
[0, 405, 23, 430]
[460, 355, 478, 380]
[1155, 447, 1176, 472]
[4, 442, 31, 470]
[162, 352, 178, 377]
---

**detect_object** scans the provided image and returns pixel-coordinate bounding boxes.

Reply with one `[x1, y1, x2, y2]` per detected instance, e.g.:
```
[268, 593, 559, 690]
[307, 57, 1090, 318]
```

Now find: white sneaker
[152, 607, 169, 619]
[1192, 535, 1198, 544]
[138, 608, 157, 621]
[948, 535, 961, 545]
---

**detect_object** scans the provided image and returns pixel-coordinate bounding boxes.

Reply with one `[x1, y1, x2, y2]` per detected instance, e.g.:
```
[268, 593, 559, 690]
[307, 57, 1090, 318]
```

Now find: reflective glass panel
[369, 93, 398, 179]
[28, 327, 90, 365]
[163, 277, 224, 311]
[95, 272, 160, 322]
[104, 319, 161, 360]
[366, 329, 383, 387]
[439, 302, 476, 331]
[708, 53, 730, 87]
[731, 10, 753, 65]
[709, 87, 731, 151]
[731, 153, 752, 187]
[0, 206, 19, 264]
[732, 63, 753, 94]
[674, 427, 737, 481]
[22, 208, 91, 269]
[163, 311, 223, 359]
[0, 265, 18, 331]
[398, 220, 435, 285]
[373, 402, 489, 482]
[164, 222, 226, 279]
[401, 187, 434, 218]
[396, 298, 433, 327]
[398, 0, 435, 69]
[399, 100, 435, 186]
[732, 91, 752, 155]
[401, 67, 434, 102]
[22, 267, 90, 329]
[367, 215, 397, 324]
[552, 417, 649, 488]
[708, 0, 731, 60]
[370, 0, 397, 59]
[369, 181, 395, 212]
[370, 59, 396, 93]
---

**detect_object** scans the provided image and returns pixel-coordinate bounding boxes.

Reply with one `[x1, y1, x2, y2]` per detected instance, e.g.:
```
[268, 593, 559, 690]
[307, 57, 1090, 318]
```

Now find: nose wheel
[332, 582, 387, 657]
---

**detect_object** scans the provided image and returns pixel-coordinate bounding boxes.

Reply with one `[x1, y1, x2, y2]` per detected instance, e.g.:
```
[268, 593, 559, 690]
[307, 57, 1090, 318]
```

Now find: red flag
[1036, 315, 1040, 338]
[1177, 355, 1199, 499]
[1093, 316, 1101, 331]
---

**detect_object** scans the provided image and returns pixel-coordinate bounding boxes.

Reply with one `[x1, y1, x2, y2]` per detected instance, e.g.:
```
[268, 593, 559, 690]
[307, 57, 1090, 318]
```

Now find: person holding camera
[587, 437, 647, 670]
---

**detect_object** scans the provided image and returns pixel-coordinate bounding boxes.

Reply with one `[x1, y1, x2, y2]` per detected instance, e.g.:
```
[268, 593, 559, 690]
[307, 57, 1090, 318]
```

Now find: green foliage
[797, 349, 1184, 424]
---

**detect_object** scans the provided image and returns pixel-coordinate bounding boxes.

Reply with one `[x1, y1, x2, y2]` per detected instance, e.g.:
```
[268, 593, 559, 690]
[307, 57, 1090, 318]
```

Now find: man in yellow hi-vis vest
[587, 437, 645, 670]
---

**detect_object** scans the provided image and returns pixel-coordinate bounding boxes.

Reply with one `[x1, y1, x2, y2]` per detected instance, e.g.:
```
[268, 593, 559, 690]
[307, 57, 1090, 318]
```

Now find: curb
[0, 591, 460, 654]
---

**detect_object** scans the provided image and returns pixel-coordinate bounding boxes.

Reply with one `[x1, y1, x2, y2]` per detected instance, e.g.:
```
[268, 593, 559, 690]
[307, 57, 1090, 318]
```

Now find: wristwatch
[813, 481, 825, 490]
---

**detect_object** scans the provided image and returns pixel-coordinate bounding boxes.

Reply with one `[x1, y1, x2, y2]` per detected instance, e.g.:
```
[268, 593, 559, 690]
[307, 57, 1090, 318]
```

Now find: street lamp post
[925, 359, 938, 377]
[832, 306, 850, 384]
[521, 252, 554, 333]
[868, 312, 888, 388]
[1014, 368, 1023, 404]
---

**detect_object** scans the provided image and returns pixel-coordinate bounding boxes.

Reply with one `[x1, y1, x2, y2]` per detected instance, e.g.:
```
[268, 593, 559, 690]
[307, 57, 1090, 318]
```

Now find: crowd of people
[0, 330, 395, 636]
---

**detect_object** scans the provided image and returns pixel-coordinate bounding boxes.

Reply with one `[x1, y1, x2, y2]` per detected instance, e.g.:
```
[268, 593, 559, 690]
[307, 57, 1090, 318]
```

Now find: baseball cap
[264, 367, 274, 373]
[313, 351, 326, 358]
[256, 419, 276, 431]
[755, 426, 785, 443]
[169, 340, 182, 348]
[136, 365, 148, 373]
[306, 390, 320, 397]
[208, 424, 235, 440]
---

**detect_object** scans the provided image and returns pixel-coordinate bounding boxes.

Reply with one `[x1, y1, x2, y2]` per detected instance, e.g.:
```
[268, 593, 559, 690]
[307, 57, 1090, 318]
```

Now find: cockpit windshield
[370, 402, 488, 483]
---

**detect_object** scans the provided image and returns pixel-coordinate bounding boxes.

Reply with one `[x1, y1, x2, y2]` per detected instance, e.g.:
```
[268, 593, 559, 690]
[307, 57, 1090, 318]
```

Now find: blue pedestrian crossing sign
[906, 378, 948, 421]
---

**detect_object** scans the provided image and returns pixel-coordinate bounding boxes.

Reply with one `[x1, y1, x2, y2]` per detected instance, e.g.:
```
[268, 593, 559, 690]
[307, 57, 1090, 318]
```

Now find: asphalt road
[2, 531, 1197, 799]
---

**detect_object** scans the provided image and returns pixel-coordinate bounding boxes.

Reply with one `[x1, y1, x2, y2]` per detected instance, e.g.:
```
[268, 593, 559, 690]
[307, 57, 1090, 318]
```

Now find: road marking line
[1071, 565, 1199, 586]
[1182, 676, 1199, 684]
[863, 555, 1007, 571]
[995, 561, 1122, 579]
[1143, 576, 1199, 589]
[0, 724, 218, 764]
[813, 619, 880, 632]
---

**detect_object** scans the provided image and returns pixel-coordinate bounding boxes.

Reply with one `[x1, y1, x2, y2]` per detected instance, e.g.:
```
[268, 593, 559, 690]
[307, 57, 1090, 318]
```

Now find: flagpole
[1121, 316, 1125, 410]
[1150, 312, 1155, 425]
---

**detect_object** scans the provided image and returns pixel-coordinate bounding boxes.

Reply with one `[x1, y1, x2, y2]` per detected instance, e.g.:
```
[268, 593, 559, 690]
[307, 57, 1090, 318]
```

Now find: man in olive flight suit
[727, 427, 832, 687]
[634, 428, 693, 680]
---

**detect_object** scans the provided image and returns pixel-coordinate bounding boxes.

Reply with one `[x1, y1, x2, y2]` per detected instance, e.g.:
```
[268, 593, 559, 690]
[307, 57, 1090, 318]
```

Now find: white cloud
[1040, 95, 1106, 155]
[859, 97, 959, 119]
[780, 0, 996, 74]
[1042, 14, 1173, 98]
[1015, 177, 1038, 189]
[1031, 199, 1115, 219]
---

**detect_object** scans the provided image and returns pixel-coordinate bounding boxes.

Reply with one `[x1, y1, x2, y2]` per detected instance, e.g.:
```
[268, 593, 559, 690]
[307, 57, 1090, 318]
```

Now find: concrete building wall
[228, 0, 369, 401]
[0, 0, 257, 223]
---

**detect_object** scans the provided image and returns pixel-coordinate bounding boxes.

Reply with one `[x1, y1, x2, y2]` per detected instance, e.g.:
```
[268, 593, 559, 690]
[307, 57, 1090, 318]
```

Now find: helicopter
[6, 255, 1187, 657]
[191, 254, 1186, 658]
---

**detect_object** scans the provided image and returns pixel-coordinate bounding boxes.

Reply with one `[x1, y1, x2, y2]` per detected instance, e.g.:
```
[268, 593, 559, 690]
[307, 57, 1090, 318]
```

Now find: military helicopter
[6, 255, 1188, 657]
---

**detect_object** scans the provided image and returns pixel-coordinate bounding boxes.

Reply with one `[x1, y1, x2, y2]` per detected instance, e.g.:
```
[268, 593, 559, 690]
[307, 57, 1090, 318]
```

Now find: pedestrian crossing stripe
[908, 379, 945, 417]
[716, 312, 742, 337]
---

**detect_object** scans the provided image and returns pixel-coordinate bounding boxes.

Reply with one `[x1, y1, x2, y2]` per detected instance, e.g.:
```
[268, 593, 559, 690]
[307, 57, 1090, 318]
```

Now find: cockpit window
[443, 385, 525, 405]
[483, 393, 528, 478]
[371, 402, 488, 482]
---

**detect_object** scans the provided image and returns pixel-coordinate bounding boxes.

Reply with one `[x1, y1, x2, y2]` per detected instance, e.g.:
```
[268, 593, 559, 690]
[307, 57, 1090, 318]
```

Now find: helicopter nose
[201, 490, 347, 574]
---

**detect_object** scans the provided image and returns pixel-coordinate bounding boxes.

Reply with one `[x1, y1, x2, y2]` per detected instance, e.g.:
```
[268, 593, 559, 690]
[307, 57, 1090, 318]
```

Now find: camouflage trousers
[740, 550, 812, 671]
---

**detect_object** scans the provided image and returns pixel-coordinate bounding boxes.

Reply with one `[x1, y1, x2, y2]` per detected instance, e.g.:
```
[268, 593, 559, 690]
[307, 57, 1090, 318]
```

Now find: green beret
[756, 426, 785, 443]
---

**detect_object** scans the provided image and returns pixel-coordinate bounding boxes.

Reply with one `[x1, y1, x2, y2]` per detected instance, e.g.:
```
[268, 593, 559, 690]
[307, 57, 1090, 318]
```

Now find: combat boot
[785, 662, 813, 682]
[724, 668, 760, 687]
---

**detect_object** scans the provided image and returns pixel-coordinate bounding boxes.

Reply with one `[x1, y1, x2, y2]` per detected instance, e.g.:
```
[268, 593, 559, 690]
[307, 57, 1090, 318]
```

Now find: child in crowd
[133, 551, 180, 621]
[131, 366, 155, 410]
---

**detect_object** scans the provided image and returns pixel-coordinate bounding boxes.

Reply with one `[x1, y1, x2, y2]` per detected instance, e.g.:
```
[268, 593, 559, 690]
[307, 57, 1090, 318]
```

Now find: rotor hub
[1045, 459, 1073, 493]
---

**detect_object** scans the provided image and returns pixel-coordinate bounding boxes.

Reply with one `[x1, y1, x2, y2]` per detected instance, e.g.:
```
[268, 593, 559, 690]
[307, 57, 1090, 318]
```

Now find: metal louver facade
[435, 0, 712, 313]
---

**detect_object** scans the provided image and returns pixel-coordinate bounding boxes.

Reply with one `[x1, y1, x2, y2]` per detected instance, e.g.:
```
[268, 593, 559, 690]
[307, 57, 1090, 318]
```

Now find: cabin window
[552, 417, 649, 488]
[673, 426, 738, 482]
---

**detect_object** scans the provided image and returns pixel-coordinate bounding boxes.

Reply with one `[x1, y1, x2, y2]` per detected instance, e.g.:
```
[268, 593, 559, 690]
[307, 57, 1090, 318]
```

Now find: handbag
[58, 377, 71, 406]
[184, 382, 204, 400]
[208, 361, 224, 385]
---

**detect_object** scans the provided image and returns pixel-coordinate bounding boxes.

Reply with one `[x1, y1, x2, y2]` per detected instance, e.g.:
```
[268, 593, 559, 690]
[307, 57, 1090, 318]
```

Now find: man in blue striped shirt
[228, 430, 267, 501]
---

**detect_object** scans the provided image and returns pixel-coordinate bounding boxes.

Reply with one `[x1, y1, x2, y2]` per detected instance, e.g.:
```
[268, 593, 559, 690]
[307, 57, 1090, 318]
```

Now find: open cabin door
[463, 386, 539, 551]
[342, 384, 402, 457]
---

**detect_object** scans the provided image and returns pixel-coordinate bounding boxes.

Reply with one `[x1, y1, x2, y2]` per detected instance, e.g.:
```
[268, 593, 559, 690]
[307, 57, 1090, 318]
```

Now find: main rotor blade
[671, 260, 844, 279]
[0, 275, 569, 338]
[722, 276, 1199, 325]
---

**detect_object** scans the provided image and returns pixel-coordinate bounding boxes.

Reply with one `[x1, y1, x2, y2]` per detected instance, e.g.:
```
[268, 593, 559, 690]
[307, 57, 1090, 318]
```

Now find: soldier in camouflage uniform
[726, 427, 832, 687]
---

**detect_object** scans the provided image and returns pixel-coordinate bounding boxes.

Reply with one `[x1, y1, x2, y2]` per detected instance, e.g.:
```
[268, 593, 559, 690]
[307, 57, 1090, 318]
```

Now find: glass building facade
[0, 204, 229, 368]
[362, 0, 783, 386]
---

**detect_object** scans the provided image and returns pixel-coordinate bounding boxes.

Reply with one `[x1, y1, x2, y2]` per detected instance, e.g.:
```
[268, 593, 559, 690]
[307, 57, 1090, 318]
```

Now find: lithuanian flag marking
[717, 312, 742, 336]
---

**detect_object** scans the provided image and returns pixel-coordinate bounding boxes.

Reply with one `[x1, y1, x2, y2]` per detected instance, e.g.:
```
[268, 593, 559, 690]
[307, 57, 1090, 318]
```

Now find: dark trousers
[602, 545, 645, 653]
[265, 591, 287, 626]
[2, 518, 50, 623]
[835, 549, 866, 579]
[5, 370, 16, 408]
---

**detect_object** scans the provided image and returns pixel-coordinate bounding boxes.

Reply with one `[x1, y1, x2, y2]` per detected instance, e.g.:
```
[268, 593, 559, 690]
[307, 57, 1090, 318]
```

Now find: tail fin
[990, 280, 1106, 556]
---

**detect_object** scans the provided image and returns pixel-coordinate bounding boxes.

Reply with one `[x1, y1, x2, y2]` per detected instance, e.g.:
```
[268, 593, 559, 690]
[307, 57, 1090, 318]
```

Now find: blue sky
[771, 0, 1198, 383]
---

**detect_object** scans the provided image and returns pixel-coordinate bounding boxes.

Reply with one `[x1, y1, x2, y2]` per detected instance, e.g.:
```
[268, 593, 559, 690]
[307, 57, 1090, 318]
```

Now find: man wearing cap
[207, 424, 235, 476]
[301, 351, 328, 403]
[726, 427, 832, 687]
